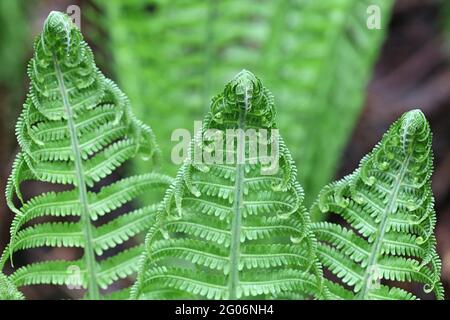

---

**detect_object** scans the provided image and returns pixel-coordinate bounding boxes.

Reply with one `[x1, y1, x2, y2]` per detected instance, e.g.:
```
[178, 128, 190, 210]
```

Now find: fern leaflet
[1, 11, 171, 299]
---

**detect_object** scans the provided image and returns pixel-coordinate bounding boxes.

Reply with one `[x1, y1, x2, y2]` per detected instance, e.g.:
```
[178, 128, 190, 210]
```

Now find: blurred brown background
[0, 0, 449, 299]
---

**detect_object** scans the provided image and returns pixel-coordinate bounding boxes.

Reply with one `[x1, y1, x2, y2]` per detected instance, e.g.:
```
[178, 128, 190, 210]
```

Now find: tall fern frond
[131, 70, 326, 300]
[1, 11, 171, 299]
[311, 109, 444, 300]
[88, 0, 393, 208]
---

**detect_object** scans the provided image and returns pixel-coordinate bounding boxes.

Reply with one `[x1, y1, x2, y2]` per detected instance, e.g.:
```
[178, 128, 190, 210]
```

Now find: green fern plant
[311, 109, 444, 300]
[131, 70, 326, 300]
[87, 0, 393, 208]
[0, 11, 172, 299]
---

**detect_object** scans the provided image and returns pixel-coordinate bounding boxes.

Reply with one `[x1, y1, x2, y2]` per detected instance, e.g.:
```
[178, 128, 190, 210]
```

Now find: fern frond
[2, 11, 170, 299]
[311, 109, 444, 300]
[132, 70, 325, 300]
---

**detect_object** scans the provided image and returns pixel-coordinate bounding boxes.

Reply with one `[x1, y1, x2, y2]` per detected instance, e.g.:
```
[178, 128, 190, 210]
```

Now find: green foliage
[289, 0, 394, 207]
[0, 0, 27, 87]
[89, 0, 394, 207]
[1, 12, 171, 299]
[0, 5, 444, 302]
[0, 0, 29, 166]
[0, 273, 24, 300]
[311, 110, 444, 300]
[131, 70, 326, 300]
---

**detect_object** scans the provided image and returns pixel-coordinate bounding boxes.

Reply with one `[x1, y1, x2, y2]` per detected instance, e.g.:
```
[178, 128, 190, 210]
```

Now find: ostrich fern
[1, 11, 171, 299]
[88, 0, 393, 208]
[131, 70, 326, 300]
[311, 110, 444, 300]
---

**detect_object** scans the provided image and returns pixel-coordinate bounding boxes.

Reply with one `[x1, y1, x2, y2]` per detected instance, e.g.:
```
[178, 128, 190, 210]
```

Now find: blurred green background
[0, 0, 449, 299]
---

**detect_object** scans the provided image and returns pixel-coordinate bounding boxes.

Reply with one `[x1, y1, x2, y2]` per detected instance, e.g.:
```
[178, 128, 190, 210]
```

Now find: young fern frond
[131, 70, 326, 300]
[311, 110, 444, 300]
[1, 11, 171, 299]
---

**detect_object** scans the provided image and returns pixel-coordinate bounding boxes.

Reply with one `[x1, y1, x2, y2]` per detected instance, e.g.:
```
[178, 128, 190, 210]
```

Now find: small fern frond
[132, 70, 325, 300]
[311, 109, 444, 300]
[2, 11, 170, 299]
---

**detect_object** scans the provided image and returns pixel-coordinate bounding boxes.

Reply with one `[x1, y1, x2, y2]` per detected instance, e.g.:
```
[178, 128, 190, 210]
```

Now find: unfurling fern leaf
[311, 109, 444, 300]
[1, 11, 172, 299]
[131, 70, 325, 300]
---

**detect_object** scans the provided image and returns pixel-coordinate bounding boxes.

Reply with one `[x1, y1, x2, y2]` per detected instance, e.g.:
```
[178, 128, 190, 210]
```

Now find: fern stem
[359, 154, 411, 299]
[228, 91, 248, 299]
[53, 56, 100, 300]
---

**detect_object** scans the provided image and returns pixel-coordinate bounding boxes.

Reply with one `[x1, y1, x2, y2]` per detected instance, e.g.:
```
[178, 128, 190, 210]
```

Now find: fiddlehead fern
[1, 11, 171, 299]
[131, 70, 325, 300]
[311, 109, 444, 300]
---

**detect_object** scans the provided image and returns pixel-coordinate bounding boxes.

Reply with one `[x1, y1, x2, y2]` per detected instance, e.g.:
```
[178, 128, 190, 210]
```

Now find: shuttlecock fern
[311, 109, 444, 300]
[1, 11, 171, 299]
[131, 70, 325, 300]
